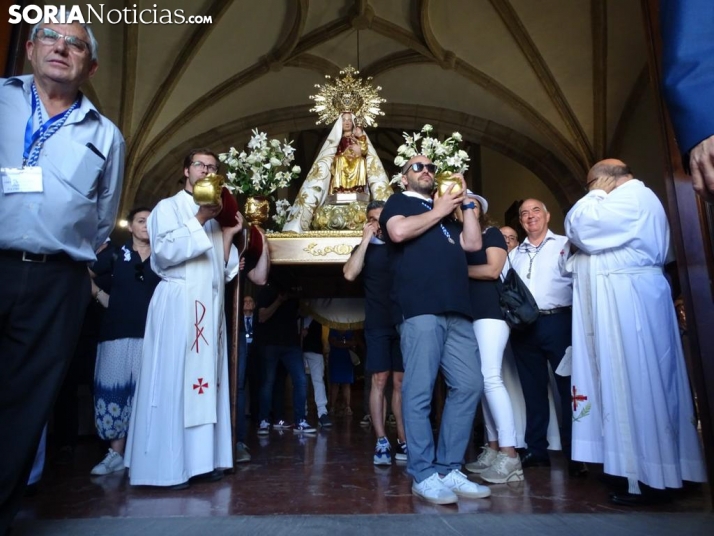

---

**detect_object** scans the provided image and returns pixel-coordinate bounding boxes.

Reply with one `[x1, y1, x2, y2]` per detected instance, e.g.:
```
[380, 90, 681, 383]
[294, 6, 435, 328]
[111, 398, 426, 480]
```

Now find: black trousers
[53, 301, 103, 449]
[510, 311, 573, 459]
[0, 256, 90, 534]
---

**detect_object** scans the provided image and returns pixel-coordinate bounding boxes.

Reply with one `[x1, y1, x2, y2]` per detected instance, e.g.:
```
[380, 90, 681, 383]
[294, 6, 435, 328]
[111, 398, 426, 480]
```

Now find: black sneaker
[395, 439, 408, 462]
[318, 414, 333, 428]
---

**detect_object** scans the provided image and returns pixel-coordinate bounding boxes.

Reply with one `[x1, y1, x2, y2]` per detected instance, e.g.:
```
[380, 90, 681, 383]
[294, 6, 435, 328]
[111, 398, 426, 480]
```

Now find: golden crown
[309, 65, 386, 127]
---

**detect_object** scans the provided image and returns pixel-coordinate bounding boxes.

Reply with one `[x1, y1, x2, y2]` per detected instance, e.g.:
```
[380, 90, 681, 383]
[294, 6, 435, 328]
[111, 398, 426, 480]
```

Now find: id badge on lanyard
[2, 83, 81, 195]
[1, 166, 43, 194]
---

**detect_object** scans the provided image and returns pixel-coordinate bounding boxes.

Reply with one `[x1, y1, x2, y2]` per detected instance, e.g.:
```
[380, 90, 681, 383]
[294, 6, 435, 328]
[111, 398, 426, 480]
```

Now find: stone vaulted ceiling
[22, 0, 650, 214]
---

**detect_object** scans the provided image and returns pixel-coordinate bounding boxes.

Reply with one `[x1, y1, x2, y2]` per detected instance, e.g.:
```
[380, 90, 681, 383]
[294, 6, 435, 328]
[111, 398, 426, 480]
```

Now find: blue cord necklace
[23, 83, 81, 167]
[420, 200, 455, 244]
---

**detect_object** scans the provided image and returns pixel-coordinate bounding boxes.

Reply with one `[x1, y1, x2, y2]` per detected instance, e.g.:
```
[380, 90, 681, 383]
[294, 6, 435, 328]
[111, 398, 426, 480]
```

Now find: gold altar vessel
[192, 173, 224, 205]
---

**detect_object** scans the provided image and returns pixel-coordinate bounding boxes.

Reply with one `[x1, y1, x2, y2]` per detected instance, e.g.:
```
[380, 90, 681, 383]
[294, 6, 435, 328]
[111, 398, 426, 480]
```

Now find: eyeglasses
[135, 264, 145, 282]
[406, 162, 438, 174]
[502, 235, 518, 242]
[35, 28, 90, 54]
[191, 161, 218, 173]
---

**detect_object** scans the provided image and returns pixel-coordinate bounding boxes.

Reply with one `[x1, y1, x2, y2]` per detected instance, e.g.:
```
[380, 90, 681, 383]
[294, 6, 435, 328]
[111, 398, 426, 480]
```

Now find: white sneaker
[412, 473, 459, 504]
[465, 445, 498, 474]
[440, 469, 491, 499]
[235, 442, 251, 463]
[90, 448, 125, 476]
[480, 452, 524, 484]
[257, 420, 271, 436]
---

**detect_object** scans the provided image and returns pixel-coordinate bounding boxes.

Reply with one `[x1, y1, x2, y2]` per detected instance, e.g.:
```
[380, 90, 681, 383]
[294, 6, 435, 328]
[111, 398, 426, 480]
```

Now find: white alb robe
[565, 179, 706, 489]
[125, 191, 239, 486]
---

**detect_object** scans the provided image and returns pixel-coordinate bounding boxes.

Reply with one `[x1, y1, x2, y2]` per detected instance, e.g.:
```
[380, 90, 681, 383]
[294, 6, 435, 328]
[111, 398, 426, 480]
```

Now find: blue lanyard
[23, 83, 81, 167]
[420, 200, 455, 244]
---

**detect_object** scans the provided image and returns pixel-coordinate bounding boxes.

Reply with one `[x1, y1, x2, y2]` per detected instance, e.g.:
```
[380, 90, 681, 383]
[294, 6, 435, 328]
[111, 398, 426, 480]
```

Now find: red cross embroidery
[191, 300, 209, 353]
[572, 385, 587, 411]
[193, 378, 209, 394]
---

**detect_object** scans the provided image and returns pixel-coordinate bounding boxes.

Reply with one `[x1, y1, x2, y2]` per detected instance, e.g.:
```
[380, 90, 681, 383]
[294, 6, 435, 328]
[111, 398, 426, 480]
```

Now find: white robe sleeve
[565, 188, 640, 255]
[149, 203, 212, 271]
[224, 244, 239, 283]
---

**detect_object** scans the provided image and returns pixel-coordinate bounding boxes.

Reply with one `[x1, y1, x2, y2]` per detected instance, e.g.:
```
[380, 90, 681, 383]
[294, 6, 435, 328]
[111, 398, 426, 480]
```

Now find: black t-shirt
[92, 242, 161, 342]
[360, 242, 396, 329]
[465, 227, 507, 321]
[254, 283, 300, 346]
[379, 193, 472, 323]
[303, 319, 323, 353]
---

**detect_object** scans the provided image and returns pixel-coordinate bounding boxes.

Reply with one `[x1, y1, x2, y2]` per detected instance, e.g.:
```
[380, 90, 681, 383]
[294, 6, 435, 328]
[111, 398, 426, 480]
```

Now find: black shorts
[365, 326, 403, 373]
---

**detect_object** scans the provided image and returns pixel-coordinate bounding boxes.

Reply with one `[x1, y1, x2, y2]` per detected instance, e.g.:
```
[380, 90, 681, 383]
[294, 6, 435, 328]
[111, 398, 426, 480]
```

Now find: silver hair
[30, 19, 99, 62]
[519, 199, 548, 213]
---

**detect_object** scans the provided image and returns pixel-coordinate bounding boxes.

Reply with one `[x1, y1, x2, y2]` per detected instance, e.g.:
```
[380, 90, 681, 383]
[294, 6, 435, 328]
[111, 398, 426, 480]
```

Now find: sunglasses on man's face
[406, 162, 438, 174]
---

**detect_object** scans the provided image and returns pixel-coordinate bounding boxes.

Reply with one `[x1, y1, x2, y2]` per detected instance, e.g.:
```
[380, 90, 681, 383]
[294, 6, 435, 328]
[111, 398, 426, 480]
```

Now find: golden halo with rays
[309, 65, 386, 127]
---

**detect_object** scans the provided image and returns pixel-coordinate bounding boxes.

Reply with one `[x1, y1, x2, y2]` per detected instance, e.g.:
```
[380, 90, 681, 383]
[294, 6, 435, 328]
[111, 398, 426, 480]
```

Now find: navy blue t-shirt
[92, 242, 161, 342]
[360, 242, 397, 329]
[379, 193, 472, 323]
[465, 227, 507, 321]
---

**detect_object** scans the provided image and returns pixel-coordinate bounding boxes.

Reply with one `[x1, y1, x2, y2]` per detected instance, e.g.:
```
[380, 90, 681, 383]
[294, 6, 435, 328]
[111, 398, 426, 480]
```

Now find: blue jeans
[399, 314, 483, 483]
[259, 345, 308, 424]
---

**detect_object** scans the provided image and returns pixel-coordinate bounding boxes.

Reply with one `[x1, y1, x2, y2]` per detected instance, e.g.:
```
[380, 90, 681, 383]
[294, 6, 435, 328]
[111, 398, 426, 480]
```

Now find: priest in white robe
[565, 158, 706, 504]
[125, 149, 241, 488]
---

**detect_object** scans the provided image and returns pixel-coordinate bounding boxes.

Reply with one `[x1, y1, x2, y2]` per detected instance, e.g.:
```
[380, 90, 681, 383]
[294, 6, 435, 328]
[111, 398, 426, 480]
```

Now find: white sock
[628, 477, 641, 495]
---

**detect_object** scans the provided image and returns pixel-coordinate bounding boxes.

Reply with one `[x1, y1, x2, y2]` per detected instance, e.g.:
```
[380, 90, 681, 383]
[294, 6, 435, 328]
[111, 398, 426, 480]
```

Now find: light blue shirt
[0, 75, 125, 261]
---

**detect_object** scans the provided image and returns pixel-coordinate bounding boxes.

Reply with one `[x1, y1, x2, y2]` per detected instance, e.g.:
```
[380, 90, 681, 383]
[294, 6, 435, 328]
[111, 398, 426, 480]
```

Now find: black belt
[539, 306, 572, 316]
[0, 249, 76, 263]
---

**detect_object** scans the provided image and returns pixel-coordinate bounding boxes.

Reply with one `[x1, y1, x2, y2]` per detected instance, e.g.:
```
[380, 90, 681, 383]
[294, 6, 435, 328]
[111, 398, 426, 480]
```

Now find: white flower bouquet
[218, 129, 301, 197]
[391, 124, 470, 186]
[270, 199, 292, 232]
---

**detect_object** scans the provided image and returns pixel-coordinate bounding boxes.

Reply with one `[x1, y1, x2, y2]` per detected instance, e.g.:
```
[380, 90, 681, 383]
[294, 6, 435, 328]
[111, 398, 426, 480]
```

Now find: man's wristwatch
[461, 202, 476, 210]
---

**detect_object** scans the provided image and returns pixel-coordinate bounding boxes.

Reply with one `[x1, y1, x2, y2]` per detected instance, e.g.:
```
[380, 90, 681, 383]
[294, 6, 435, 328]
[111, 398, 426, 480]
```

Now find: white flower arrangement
[390, 124, 470, 187]
[218, 128, 301, 197]
[270, 199, 292, 232]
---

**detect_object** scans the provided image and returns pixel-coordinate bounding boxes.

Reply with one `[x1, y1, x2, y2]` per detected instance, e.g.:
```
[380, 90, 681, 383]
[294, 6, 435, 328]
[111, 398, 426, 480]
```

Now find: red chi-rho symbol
[191, 300, 209, 353]
[193, 378, 209, 394]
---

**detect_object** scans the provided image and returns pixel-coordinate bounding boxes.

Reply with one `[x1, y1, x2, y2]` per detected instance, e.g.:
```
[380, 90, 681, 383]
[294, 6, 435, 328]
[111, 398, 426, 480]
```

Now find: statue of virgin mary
[282, 112, 391, 233]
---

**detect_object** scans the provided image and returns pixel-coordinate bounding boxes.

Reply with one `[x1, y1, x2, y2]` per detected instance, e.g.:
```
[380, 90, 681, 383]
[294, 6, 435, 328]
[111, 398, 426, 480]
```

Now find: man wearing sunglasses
[380, 155, 490, 504]
[0, 21, 124, 532]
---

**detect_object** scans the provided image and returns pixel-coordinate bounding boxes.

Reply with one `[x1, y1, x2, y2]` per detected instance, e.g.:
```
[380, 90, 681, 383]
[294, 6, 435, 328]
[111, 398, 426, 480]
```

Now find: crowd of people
[0, 16, 710, 535]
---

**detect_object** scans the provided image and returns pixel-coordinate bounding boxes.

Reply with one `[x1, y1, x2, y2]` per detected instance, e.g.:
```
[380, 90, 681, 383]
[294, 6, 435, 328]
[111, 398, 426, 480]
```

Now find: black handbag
[498, 257, 540, 330]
